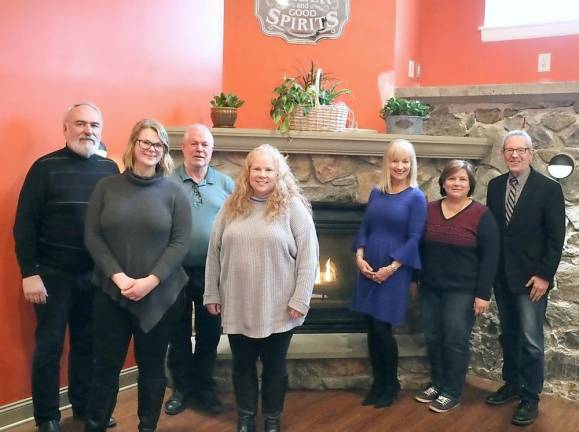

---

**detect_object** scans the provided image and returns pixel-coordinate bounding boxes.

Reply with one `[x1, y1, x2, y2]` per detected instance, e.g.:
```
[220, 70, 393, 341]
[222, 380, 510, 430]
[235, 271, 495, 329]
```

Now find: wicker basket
[288, 67, 350, 132]
[289, 104, 349, 132]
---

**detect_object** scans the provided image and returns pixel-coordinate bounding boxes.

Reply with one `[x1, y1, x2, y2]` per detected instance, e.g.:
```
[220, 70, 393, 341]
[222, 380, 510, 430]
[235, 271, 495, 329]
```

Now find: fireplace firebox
[297, 201, 367, 333]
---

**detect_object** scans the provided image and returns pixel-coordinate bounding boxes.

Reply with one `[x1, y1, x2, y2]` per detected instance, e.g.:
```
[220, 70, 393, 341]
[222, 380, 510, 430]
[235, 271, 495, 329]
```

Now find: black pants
[228, 331, 293, 416]
[32, 266, 94, 425]
[167, 266, 221, 394]
[85, 290, 179, 430]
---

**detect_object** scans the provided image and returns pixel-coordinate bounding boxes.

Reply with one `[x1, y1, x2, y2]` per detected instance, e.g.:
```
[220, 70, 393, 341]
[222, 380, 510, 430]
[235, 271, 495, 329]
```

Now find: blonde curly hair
[222, 144, 310, 223]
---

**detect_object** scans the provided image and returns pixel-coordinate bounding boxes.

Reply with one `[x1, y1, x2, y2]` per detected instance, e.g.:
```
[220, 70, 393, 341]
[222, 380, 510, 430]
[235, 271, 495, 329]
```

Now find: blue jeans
[494, 282, 547, 401]
[419, 288, 475, 400]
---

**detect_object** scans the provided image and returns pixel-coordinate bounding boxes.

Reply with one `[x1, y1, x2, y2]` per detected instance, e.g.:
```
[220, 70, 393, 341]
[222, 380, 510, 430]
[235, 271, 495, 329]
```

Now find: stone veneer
[170, 83, 579, 401]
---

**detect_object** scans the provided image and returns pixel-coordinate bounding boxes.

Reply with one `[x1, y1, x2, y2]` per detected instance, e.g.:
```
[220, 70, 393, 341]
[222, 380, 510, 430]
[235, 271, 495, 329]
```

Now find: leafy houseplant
[379, 97, 430, 134]
[210, 92, 245, 128]
[270, 62, 350, 133]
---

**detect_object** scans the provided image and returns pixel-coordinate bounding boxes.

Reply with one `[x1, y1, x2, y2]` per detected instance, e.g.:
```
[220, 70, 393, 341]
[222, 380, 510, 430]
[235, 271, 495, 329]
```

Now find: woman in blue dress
[353, 139, 427, 408]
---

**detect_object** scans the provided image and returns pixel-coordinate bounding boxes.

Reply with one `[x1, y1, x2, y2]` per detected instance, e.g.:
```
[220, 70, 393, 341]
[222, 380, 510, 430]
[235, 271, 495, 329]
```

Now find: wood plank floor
[10, 377, 579, 432]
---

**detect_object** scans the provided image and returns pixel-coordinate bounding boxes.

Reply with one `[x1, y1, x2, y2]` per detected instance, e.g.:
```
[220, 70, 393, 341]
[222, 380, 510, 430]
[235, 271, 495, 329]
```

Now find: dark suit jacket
[486, 168, 565, 294]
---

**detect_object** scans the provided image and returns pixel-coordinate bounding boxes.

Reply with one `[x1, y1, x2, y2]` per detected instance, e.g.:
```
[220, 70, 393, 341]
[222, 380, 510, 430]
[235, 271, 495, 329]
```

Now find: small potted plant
[379, 97, 430, 134]
[210, 92, 245, 128]
[270, 62, 350, 133]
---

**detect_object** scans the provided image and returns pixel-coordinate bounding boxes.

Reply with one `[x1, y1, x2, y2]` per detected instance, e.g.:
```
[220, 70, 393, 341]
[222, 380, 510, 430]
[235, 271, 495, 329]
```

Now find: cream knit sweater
[204, 197, 319, 338]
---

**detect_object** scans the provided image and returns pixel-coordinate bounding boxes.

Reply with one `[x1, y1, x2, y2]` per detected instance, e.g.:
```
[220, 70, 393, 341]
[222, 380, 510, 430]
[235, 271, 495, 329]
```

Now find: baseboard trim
[0, 367, 139, 431]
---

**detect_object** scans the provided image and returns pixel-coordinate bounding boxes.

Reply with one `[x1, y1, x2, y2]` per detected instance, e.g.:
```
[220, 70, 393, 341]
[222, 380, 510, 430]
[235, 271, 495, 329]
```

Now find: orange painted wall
[394, 0, 421, 88]
[418, 0, 579, 85]
[0, 0, 223, 405]
[223, 0, 400, 131]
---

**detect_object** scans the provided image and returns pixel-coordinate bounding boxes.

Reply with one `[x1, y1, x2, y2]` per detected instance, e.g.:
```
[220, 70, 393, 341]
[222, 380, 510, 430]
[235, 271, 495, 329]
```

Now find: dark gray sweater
[85, 170, 192, 332]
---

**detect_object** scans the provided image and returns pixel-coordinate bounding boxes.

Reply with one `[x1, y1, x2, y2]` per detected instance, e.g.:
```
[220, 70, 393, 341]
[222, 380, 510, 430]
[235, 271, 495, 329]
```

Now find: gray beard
[68, 141, 97, 158]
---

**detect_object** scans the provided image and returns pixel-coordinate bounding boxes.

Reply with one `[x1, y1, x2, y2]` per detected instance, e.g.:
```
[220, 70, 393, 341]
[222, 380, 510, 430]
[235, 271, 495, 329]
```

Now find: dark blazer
[486, 168, 565, 294]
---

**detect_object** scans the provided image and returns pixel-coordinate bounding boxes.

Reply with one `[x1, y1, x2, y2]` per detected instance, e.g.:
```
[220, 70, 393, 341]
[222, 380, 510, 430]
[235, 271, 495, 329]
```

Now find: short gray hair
[63, 102, 103, 125]
[182, 123, 214, 146]
[503, 130, 533, 149]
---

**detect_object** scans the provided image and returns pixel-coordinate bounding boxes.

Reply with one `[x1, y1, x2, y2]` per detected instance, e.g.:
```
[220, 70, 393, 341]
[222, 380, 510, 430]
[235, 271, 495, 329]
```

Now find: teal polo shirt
[171, 164, 234, 267]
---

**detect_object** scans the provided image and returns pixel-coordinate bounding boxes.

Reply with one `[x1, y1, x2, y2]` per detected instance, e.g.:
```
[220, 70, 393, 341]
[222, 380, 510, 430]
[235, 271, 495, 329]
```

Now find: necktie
[505, 177, 518, 224]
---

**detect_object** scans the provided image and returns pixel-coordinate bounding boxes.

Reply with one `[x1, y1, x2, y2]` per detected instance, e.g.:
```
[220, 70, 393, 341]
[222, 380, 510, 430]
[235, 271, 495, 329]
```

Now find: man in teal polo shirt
[165, 124, 234, 416]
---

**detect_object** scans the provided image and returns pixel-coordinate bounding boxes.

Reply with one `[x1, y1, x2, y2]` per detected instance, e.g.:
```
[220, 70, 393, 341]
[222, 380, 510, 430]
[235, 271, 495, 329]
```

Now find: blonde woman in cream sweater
[204, 144, 318, 432]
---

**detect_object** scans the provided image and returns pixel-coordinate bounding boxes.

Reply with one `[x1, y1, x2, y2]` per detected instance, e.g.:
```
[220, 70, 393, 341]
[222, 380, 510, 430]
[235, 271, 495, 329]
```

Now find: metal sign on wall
[255, 0, 350, 45]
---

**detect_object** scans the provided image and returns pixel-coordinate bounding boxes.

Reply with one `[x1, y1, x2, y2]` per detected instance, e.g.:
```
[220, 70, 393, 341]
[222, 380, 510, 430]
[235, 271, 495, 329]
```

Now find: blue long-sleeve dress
[352, 187, 427, 325]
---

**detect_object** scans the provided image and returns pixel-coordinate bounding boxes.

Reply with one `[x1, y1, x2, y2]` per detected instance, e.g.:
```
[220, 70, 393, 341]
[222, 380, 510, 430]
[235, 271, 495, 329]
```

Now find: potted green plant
[210, 92, 245, 128]
[379, 97, 430, 134]
[270, 62, 350, 133]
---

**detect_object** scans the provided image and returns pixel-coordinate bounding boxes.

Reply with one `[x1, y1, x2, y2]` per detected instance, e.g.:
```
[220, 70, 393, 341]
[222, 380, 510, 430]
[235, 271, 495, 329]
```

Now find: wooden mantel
[167, 127, 490, 159]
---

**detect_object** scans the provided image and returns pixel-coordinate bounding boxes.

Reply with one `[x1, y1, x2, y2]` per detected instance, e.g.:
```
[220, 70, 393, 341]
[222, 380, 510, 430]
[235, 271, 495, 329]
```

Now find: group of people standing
[13, 101, 565, 432]
[14, 102, 318, 432]
[355, 132, 565, 427]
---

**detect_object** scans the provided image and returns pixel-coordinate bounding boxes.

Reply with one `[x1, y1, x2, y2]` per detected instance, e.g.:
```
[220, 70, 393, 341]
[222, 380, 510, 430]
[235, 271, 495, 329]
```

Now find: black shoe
[38, 420, 61, 432]
[197, 389, 224, 415]
[164, 391, 187, 415]
[73, 413, 116, 429]
[512, 400, 539, 426]
[237, 412, 256, 432]
[486, 384, 520, 405]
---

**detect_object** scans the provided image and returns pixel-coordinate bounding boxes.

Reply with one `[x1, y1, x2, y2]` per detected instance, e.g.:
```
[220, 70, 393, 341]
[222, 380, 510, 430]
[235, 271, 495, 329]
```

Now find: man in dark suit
[485, 130, 566, 426]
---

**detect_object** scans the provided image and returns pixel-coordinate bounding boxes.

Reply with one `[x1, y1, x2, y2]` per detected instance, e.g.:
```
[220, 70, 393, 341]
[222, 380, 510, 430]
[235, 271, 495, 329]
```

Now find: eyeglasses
[503, 147, 530, 156]
[191, 183, 203, 205]
[136, 139, 166, 152]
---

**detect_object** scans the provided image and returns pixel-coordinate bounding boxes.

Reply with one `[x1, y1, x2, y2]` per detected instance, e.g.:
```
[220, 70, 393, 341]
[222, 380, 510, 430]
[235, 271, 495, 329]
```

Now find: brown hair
[438, 159, 476, 197]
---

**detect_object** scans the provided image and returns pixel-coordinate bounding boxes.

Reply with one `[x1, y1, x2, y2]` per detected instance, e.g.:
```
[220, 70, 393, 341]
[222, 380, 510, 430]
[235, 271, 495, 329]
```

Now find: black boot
[233, 372, 258, 432]
[237, 413, 256, 432]
[84, 383, 117, 432]
[362, 326, 385, 406]
[373, 322, 400, 408]
[375, 356, 400, 408]
[263, 415, 281, 432]
[137, 377, 166, 432]
[262, 375, 288, 432]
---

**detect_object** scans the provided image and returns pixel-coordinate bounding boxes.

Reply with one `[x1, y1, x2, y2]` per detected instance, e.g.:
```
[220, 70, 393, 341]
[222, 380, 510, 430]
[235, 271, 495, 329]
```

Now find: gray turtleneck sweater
[85, 170, 192, 332]
[204, 196, 319, 338]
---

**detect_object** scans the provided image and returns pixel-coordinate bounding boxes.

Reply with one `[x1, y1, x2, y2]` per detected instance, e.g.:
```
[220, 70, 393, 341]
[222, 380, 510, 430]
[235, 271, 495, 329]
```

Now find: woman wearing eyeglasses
[83, 119, 192, 432]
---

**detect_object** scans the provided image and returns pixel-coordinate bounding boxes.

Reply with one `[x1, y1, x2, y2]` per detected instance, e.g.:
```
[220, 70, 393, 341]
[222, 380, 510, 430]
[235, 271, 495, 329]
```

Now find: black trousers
[85, 290, 179, 429]
[167, 266, 221, 394]
[228, 330, 293, 416]
[32, 266, 94, 425]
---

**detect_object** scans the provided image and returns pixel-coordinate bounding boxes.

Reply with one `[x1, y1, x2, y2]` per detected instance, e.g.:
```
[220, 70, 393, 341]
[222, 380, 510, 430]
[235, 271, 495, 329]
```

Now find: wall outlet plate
[538, 53, 551, 72]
